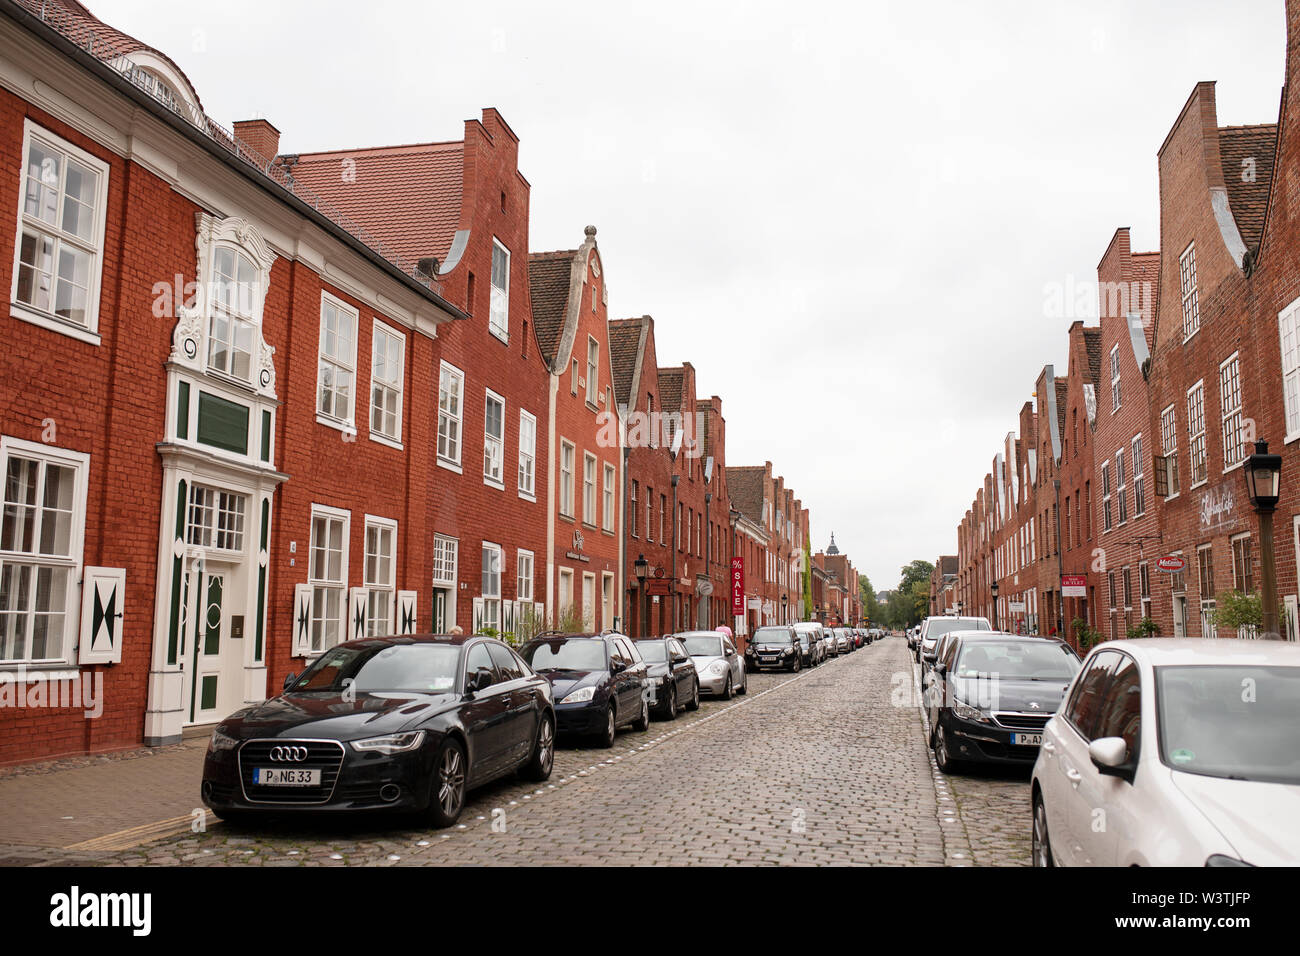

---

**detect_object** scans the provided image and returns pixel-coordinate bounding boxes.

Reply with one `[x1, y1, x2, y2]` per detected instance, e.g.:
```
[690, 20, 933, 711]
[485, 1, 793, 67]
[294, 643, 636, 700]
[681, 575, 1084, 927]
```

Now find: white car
[1032, 638, 1300, 867]
[918, 615, 992, 669]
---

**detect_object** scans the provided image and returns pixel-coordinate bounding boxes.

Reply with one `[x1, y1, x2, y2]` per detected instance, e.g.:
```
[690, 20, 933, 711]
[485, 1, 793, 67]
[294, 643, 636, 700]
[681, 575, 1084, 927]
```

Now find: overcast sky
[94, 0, 1286, 591]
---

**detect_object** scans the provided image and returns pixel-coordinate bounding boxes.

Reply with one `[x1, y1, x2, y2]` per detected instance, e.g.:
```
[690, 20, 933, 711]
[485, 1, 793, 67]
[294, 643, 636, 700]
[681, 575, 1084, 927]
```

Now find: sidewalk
[0, 734, 212, 863]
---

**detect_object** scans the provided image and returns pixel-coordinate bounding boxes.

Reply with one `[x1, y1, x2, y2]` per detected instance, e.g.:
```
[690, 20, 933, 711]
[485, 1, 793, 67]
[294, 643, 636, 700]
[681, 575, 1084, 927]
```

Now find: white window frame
[205, 244, 260, 385]
[1116, 447, 1128, 525]
[602, 462, 616, 532]
[517, 549, 534, 603]
[481, 542, 503, 632]
[308, 504, 350, 655]
[432, 534, 459, 588]
[1132, 434, 1146, 518]
[1180, 242, 1200, 342]
[437, 361, 464, 471]
[1280, 296, 1300, 443]
[560, 440, 575, 518]
[489, 239, 509, 343]
[1161, 403, 1180, 500]
[317, 291, 358, 431]
[363, 515, 397, 636]
[1219, 352, 1244, 471]
[517, 410, 536, 501]
[0, 437, 89, 666]
[11, 121, 110, 345]
[1187, 380, 1207, 487]
[586, 335, 599, 407]
[583, 452, 597, 526]
[1101, 459, 1113, 533]
[483, 389, 505, 489]
[1110, 344, 1121, 413]
[369, 320, 404, 448]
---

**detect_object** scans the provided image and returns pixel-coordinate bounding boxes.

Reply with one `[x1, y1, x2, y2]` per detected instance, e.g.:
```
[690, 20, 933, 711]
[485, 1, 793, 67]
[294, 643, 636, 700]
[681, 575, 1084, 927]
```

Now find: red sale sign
[730, 557, 744, 615]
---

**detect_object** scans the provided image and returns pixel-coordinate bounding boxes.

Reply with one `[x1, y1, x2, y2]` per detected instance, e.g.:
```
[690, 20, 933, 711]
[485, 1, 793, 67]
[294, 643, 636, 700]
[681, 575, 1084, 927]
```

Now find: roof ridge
[292, 141, 464, 160]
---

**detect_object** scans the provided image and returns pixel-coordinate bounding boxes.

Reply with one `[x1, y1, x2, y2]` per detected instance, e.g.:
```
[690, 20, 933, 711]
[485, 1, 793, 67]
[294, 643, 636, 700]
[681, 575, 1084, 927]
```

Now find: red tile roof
[608, 317, 645, 407]
[527, 250, 577, 366]
[1219, 124, 1278, 251]
[287, 141, 464, 266]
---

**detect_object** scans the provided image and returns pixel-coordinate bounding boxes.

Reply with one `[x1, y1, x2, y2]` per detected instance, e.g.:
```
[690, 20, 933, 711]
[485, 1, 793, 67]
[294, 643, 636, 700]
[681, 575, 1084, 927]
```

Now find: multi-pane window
[1110, 345, 1121, 412]
[1116, 449, 1128, 524]
[437, 362, 463, 466]
[1197, 544, 1216, 636]
[1219, 353, 1244, 469]
[483, 390, 504, 486]
[1187, 381, 1207, 485]
[1231, 534, 1254, 594]
[518, 411, 536, 498]
[560, 441, 575, 517]
[489, 240, 509, 341]
[1139, 563, 1151, 621]
[0, 444, 85, 663]
[1101, 461, 1113, 532]
[586, 336, 599, 405]
[309, 507, 348, 653]
[318, 295, 357, 425]
[1132, 436, 1146, 517]
[481, 543, 502, 632]
[660, 493, 666, 543]
[630, 481, 639, 537]
[1160, 404, 1180, 497]
[517, 549, 534, 603]
[14, 125, 107, 332]
[1170, 553, 1186, 594]
[432, 535, 458, 588]
[186, 485, 246, 551]
[1180, 242, 1200, 341]
[208, 246, 257, 381]
[364, 518, 396, 636]
[583, 454, 597, 525]
[1280, 297, 1300, 438]
[370, 323, 404, 443]
[603, 462, 615, 532]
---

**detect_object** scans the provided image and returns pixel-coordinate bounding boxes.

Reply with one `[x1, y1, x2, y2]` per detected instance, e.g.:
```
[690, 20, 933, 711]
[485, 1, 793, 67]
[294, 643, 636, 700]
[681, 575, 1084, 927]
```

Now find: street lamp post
[781, 593, 788, 624]
[634, 554, 649, 638]
[990, 580, 1000, 631]
[1243, 440, 1283, 640]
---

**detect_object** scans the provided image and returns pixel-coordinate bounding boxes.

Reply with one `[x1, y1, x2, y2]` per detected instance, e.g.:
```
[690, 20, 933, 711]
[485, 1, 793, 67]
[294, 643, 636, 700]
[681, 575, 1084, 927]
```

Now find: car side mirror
[1089, 737, 1135, 782]
[467, 668, 493, 694]
[725, 648, 735, 657]
[934, 663, 947, 676]
[283, 671, 298, 691]
[610, 660, 626, 674]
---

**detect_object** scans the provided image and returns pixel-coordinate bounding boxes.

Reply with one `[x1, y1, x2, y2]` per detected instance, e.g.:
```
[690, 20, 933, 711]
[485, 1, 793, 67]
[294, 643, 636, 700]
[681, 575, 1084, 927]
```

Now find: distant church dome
[826, 533, 840, 555]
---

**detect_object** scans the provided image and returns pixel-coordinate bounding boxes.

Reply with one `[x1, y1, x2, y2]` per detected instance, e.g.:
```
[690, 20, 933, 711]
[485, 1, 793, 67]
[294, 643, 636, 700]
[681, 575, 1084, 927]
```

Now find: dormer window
[208, 245, 258, 381]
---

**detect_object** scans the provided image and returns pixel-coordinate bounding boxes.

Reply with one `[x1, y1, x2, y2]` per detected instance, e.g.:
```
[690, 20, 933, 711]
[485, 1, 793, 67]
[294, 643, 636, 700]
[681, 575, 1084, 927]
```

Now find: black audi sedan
[744, 625, 802, 672]
[634, 636, 700, 720]
[925, 632, 1081, 774]
[519, 633, 649, 747]
[200, 634, 555, 828]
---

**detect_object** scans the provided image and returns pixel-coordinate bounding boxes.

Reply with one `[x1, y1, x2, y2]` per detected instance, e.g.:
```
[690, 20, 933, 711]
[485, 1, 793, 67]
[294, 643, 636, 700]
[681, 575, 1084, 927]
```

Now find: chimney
[233, 119, 281, 164]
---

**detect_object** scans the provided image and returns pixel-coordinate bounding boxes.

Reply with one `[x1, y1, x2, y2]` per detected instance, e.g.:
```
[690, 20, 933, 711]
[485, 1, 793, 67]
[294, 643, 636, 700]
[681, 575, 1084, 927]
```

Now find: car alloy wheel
[664, 683, 678, 720]
[522, 714, 554, 782]
[633, 696, 650, 732]
[598, 704, 617, 748]
[428, 739, 467, 828]
[722, 674, 733, 700]
[1032, 796, 1055, 867]
[686, 679, 700, 711]
[934, 725, 959, 774]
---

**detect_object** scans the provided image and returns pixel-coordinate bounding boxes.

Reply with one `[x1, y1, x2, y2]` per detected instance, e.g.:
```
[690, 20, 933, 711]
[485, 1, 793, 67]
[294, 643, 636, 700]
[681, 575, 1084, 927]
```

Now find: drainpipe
[671, 473, 679, 630]
[1054, 478, 1064, 638]
[704, 491, 712, 628]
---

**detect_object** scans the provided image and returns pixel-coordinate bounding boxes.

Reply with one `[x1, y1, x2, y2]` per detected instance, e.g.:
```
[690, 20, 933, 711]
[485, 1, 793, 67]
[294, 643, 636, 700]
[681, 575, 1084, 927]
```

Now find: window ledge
[436, 458, 463, 476]
[369, 431, 403, 451]
[10, 303, 100, 346]
[518, 491, 536, 504]
[1222, 461, 1243, 475]
[484, 476, 506, 491]
[1, 666, 80, 681]
[1285, 431, 1300, 446]
[1189, 479, 1209, 491]
[489, 327, 509, 346]
[316, 413, 357, 437]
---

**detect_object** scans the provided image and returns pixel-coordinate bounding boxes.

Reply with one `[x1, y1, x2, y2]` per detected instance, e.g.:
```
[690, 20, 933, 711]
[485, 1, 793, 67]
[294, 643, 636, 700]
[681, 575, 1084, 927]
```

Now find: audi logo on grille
[269, 745, 309, 762]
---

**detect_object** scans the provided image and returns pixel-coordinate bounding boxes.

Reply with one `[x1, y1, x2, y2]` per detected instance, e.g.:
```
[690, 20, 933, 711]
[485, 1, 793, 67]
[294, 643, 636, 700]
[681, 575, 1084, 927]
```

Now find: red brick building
[1056, 320, 1103, 645]
[527, 228, 622, 631]
[0, 0, 467, 761]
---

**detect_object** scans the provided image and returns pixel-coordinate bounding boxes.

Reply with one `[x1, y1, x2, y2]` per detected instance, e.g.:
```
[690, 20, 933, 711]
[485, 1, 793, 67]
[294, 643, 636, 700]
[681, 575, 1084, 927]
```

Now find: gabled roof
[1219, 124, 1278, 251]
[288, 141, 464, 267]
[728, 466, 767, 523]
[658, 367, 684, 414]
[527, 250, 577, 366]
[1082, 328, 1103, 386]
[608, 317, 645, 408]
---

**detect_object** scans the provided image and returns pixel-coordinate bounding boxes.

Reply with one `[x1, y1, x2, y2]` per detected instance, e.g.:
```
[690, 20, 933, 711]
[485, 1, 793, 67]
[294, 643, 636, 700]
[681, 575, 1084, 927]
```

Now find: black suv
[745, 626, 802, 672]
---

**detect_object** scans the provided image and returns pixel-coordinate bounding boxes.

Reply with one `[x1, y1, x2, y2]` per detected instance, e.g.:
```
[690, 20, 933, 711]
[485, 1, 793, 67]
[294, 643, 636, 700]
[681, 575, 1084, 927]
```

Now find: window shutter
[79, 567, 126, 664]
[292, 583, 313, 656]
[396, 590, 418, 634]
[472, 597, 485, 634]
[347, 587, 369, 641]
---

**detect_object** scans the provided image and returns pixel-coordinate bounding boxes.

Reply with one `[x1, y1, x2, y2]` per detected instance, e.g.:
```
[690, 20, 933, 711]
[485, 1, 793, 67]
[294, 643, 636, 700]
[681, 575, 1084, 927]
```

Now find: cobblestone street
[3, 636, 1033, 867]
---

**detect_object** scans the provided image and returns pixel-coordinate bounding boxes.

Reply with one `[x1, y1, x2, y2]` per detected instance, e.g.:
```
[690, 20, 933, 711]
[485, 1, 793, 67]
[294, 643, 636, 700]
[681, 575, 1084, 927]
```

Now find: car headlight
[562, 685, 597, 704]
[709, 661, 728, 676]
[952, 700, 991, 723]
[209, 728, 240, 752]
[1205, 854, 1254, 867]
[350, 731, 426, 754]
